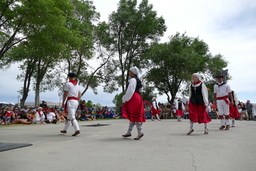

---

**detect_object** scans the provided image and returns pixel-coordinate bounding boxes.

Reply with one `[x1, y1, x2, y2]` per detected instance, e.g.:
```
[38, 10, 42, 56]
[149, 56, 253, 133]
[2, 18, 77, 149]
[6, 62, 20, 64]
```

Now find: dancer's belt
[67, 97, 79, 101]
[217, 96, 229, 104]
[64, 97, 79, 113]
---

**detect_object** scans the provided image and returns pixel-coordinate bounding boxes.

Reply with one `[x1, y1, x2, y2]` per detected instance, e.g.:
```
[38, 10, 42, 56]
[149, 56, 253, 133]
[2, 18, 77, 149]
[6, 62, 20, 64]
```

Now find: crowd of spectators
[0, 100, 119, 125]
[0, 99, 254, 125]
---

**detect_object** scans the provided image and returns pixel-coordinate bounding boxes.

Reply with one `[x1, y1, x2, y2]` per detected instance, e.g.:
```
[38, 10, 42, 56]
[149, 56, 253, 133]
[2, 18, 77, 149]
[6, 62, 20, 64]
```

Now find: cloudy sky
[0, 0, 256, 106]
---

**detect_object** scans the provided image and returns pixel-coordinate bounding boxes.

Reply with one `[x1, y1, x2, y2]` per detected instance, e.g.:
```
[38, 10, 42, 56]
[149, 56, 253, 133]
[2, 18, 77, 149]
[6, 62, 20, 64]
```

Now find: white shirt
[214, 82, 231, 97]
[233, 91, 239, 105]
[64, 82, 80, 98]
[152, 100, 159, 110]
[46, 112, 56, 121]
[122, 78, 136, 102]
[34, 111, 45, 122]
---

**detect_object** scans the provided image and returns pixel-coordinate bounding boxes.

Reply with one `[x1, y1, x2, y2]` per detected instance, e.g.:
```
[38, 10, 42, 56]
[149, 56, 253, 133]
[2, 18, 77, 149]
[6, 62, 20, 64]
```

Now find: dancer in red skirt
[122, 67, 145, 140]
[151, 97, 161, 121]
[176, 98, 185, 122]
[229, 90, 240, 127]
[187, 73, 211, 135]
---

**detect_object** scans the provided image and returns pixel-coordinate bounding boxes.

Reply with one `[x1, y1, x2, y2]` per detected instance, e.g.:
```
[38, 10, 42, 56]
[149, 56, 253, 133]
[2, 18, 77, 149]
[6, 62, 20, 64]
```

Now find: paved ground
[0, 119, 256, 171]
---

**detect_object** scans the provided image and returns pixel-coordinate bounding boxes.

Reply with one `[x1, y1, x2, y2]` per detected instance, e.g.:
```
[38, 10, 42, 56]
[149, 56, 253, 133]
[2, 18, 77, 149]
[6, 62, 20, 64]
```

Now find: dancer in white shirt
[122, 67, 145, 140]
[214, 74, 233, 130]
[151, 97, 161, 121]
[60, 73, 81, 136]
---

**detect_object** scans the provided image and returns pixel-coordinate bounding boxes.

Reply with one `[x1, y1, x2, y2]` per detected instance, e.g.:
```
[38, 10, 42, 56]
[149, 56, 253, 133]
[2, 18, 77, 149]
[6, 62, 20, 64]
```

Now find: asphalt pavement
[0, 119, 255, 171]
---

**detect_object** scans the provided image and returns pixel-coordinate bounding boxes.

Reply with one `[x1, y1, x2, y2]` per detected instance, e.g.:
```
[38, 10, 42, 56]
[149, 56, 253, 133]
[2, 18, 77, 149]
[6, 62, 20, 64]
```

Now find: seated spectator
[4, 107, 14, 125]
[96, 108, 103, 119]
[109, 109, 115, 118]
[11, 119, 32, 124]
[0, 108, 4, 124]
[20, 106, 29, 114]
[45, 109, 57, 124]
[56, 109, 66, 122]
[33, 107, 46, 124]
[11, 108, 20, 123]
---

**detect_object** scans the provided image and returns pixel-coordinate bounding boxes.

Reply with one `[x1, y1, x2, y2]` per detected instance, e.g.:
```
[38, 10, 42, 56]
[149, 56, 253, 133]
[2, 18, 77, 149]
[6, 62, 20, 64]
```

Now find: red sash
[217, 96, 229, 104]
[64, 97, 79, 113]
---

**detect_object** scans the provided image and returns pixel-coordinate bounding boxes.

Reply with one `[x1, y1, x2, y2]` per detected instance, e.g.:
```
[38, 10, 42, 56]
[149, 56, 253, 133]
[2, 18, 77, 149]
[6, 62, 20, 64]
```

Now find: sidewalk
[0, 119, 255, 171]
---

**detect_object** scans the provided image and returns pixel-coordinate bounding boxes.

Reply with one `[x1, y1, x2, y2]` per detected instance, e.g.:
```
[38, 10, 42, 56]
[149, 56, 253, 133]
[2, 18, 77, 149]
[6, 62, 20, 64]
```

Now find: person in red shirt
[5, 107, 14, 125]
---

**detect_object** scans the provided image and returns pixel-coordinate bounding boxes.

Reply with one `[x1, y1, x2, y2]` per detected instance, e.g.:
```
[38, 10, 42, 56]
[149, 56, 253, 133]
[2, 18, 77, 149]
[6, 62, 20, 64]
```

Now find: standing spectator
[162, 105, 170, 119]
[121, 67, 145, 140]
[187, 73, 211, 135]
[80, 100, 87, 114]
[60, 73, 81, 136]
[239, 102, 248, 120]
[40, 101, 48, 109]
[246, 100, 254, 121]
[176, 98, 185, 122]
[214, 74, 233, 131]
[151, 97, 161, 121]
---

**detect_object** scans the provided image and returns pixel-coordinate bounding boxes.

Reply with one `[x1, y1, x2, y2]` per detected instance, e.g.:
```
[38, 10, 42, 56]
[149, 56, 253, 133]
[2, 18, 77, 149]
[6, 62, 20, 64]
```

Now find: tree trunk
[35, 82, 40, 107]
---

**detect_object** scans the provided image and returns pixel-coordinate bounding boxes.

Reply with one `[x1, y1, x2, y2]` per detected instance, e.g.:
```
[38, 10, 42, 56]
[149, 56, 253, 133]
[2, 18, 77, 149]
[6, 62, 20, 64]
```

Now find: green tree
[102, 0, 166, 95]
[144, 32, 228, 104]
[1, 0, 82, 106]
[55, 1, 115, 100]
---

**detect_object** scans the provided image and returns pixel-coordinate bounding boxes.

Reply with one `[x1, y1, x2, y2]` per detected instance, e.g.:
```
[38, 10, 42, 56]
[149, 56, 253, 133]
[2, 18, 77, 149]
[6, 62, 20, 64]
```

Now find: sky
[0, 0, 256, 106]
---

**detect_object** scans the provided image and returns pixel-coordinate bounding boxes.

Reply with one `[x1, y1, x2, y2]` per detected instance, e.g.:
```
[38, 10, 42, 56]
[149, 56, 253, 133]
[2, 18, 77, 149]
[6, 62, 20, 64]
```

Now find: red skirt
[229, 104, 240, 119]
[188, 103, 211, 124]
[151, 107, 160, 116]
[122, 92, 146, 122]
[176, 109, 184, 116]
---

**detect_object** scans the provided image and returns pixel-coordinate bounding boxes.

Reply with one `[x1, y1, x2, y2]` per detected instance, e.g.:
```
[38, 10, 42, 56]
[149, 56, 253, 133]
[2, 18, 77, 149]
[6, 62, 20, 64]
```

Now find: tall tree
[102, 0, 166, 94]
[1, 0, 82, 106]
[144, 32, 228, 103]
[54, 1, 115, 99]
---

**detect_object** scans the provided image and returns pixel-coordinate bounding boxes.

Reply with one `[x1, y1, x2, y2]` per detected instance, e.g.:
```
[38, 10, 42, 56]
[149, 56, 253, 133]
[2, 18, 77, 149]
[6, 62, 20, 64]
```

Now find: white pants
[217, 99, 229, 115]
[64, 100, 80, 131]
[217, 99, 230, 125]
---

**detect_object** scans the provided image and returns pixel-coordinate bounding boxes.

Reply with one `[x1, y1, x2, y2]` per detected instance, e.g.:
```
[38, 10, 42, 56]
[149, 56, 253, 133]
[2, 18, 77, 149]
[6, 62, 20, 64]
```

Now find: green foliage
[102, 0, 167, 93]
[86, 100, 94, 107]
[144, 32, 228, 103]
[112, 92, 124, 113]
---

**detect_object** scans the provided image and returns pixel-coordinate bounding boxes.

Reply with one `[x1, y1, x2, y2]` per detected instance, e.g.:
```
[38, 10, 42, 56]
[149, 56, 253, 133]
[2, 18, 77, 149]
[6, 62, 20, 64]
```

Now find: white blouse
[122, 78, 137, 102]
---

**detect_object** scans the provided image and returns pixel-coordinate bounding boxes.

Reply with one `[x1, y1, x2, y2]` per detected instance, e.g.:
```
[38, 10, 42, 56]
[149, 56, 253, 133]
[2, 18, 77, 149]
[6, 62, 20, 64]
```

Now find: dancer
[176, 98, 185, 122]
[187, 73, 211, 135]
[122, 67, 145, 140]
[214, 74, 233, 130]
[151, 97, 161, 121]
[229, 90, 240, 127]
[60, 73, 81, 136]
